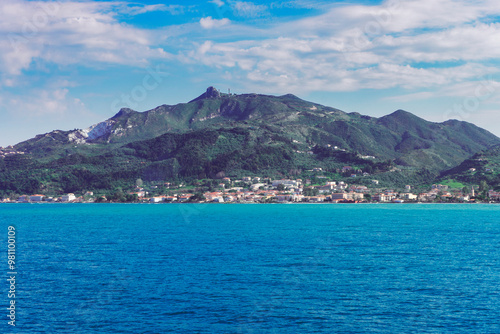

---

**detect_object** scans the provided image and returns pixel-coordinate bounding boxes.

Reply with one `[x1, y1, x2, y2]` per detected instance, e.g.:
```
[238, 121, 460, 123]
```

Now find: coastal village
[1, 169, 499, 204]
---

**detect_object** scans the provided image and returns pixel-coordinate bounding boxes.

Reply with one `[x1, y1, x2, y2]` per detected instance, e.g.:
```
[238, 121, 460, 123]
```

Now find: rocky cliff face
[68, 120, 116, 144]
[189, 86, 221, 102]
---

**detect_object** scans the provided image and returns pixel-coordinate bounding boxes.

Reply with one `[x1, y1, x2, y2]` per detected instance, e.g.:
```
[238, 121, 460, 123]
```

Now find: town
[1, 170, 499, 204]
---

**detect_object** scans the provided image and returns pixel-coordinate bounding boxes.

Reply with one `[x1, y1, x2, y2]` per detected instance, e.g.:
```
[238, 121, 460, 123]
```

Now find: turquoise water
[1, 203, 500, 333]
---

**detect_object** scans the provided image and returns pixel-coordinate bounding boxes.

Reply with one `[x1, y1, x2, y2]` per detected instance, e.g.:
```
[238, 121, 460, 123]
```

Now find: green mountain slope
[2, 86, 500, 195]
[16, 87, 499, 170]
[440, 144, 500, 190]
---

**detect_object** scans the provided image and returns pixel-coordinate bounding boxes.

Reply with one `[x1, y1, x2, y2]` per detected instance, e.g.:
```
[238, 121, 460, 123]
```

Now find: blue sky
[1, 0, 500, 146]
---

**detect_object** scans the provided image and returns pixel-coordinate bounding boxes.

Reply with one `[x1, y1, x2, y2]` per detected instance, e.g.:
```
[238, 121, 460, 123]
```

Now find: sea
[1, 203, 500, 333]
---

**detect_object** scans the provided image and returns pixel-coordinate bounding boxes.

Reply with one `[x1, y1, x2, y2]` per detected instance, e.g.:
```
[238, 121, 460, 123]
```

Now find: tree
[303, 187, 319, 196]
[125, 194, 139, 202]
[136, 178, 144, 187]
[277, 183, 286, 191]
[189, 193, 206, 202]
[95, 196, 107, 203]
[479, 180, 488, 192]
[111, 187, 125, 202]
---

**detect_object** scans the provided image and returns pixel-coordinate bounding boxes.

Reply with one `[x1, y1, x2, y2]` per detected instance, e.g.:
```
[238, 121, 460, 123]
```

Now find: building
[402, 193, 418, 201]
[432, 184, 449, 191]
[350, 186, 369, 193]
[30, 195, 44, 202]
[205, 192, 225, 202]
[337, 181, 348, 190]
[276, 194, 293, 202]
[418, 192, 436, 202]
[212, 196, 224, 203]
[318, 184, 336, 193]
[272, 180, 301, 188]
[61, 193, 76, 202]
[308, 196, 326, 202]
[342, 166, 353, 173]
[178, 195, 192, 202]
[250, 183, 266, 191]
[351, 192, 364, 200]
[17, 195, 30, 203]
[489, 190, 500, 200]
[373, 193, 396, 202]
[331, 193, 352, 200]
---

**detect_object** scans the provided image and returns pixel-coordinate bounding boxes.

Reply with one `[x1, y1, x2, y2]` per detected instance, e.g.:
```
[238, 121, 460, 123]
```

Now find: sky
[1, 0, 500, 147]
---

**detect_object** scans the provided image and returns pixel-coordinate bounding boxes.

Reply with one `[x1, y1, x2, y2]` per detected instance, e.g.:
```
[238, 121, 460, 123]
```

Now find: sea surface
[1, 203, 500, 333]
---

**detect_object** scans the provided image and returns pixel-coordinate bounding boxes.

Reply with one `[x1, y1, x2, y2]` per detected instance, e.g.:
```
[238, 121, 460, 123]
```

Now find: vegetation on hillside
[1, 88, 499, 197]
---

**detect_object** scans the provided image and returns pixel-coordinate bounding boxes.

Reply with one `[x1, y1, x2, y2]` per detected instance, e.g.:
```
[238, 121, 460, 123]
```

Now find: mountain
[2, 86, 500, 195]
[440, 144, 500, 190]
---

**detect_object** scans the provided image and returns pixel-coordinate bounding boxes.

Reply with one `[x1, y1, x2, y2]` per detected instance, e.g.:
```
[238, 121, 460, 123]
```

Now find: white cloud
[0, 84, 103, 145]
[200, 16, 230, 29]
[181, 0, 500, 100]
[122, 4, 184, 16]
[2, 0, 500, 134]
[210, 0, 226, 7]
[0, 0, 171, 79]
[386, 78, 500, 103]
[5, 88, 83, 116]
[233, 2, 268, 18]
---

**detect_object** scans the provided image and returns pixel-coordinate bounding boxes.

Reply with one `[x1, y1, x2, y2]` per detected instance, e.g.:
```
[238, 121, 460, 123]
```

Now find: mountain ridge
[3, 86, 499, 195]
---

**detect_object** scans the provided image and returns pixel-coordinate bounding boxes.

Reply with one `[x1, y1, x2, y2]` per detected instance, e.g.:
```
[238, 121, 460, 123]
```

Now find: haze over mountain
[2, 87, 499, 195]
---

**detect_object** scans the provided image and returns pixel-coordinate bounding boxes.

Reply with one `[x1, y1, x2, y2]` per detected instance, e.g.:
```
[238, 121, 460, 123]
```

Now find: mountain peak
[280, 93, 301, 100]
[379, 109, 425, 123]
[112, 108, 136, 119]
[387, 109, 415, 118]
[377, 109, 433, 137]
[189, 86, 221, 103]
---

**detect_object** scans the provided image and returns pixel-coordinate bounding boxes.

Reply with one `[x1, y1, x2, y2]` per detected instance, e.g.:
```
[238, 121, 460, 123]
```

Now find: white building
[402, 193, 418, 201]
[61, 193, 76, 202]
[250, 183, 267, 191]
[272, 180, 301, 188]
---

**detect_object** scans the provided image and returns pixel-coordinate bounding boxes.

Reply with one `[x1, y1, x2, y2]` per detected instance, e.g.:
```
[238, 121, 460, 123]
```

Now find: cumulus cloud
[200, 16, 231, 29]
[122, 4, 184, 16]
[2, 0, 500, 123]
[183, 0, 500, 97]
[0, 84, 104, 145]
[0, 0, 171, 78]
[4, 88, 84, 117]
[233, 2, 268, 18]
[210, 0, 226, 7]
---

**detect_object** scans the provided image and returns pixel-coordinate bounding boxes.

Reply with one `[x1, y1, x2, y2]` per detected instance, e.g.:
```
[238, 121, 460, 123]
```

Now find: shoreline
[1, 201, 498, 205]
